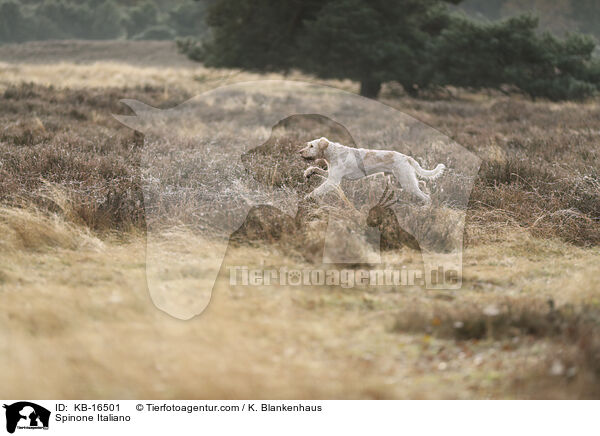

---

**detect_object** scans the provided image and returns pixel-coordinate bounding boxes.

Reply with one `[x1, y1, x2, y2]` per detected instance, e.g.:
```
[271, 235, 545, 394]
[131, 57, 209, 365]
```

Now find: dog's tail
[408, 157, 445, 179]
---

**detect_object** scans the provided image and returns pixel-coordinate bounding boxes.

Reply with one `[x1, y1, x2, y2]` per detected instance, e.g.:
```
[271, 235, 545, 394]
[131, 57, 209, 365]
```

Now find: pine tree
[188, 0, 461, 98]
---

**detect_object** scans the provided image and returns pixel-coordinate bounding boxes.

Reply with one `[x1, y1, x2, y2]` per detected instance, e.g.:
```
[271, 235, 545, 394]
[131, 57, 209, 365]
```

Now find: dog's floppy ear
[318, 138, 329, 150]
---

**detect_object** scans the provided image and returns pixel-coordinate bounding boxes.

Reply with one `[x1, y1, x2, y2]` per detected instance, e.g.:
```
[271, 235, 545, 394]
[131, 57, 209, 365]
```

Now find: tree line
[0, 0, 208, 42]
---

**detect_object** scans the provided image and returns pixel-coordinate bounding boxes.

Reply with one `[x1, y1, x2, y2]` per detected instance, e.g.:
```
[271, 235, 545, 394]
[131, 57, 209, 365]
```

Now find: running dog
[299, 137, 445, 203]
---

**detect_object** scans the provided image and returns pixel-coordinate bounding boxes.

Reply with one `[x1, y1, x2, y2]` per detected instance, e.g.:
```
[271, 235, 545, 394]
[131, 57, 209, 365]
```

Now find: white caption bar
[0, 400, 597, 436]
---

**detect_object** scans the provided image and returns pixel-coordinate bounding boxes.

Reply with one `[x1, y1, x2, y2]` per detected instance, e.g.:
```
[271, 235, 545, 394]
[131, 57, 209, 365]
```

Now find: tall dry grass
[1, 82, 598, 246]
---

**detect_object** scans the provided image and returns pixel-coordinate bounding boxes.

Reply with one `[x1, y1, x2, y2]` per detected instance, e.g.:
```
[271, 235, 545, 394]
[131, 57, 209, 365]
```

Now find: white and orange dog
[299, 137, 445, 203]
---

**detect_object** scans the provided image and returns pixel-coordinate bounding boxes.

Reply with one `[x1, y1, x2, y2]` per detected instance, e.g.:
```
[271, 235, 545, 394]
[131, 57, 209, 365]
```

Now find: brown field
[1, 41, 599, 399]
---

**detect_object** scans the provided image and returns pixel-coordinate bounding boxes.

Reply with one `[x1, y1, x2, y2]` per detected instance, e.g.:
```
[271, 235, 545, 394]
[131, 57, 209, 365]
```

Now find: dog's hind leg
[393, 168, 431, 204]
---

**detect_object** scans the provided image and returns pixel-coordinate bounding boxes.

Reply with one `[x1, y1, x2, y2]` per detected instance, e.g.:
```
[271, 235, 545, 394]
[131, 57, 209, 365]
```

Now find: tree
[428, 15, 600, 100]
[181, 0, 600, 100]
[168, 0, 209, 37]
[501, 0, 575, 35]
[184, 0, 461, 98]
[89, 0, 123, 40]
[0, 0, 31, 42]
[297, 0, 456, 97]
[123, 0, 159, 39]
[35, 0, 122, 40]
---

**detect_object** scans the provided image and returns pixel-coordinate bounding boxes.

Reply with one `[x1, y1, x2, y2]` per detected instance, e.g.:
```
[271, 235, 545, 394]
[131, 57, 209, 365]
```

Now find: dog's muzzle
[299, 148, 314, 159]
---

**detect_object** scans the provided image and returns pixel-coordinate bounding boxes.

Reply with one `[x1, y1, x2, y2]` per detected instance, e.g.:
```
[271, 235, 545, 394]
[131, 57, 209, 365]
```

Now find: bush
[175, 37, 203, 61]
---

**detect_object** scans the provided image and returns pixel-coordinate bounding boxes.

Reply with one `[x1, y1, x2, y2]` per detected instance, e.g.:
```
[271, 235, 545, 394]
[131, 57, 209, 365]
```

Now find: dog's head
[299, 137, 330, 160]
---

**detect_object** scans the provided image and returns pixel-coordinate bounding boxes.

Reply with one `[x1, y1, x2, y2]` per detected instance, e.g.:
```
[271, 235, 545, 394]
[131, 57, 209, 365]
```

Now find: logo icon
[3, 402, 50, 433]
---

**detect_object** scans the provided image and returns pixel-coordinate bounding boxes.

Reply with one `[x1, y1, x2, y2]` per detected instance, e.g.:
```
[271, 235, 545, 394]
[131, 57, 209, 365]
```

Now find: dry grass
[0, 41, 599, 399]
[2, 214, 599, 399]
[0, 41, 355, 95]
[386, 96, 600, 247]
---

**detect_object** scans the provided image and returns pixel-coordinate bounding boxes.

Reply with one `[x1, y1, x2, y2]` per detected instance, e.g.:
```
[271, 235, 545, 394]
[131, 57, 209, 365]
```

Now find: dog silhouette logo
[3, 402, 50, 433]
[114, 80, 481, 319]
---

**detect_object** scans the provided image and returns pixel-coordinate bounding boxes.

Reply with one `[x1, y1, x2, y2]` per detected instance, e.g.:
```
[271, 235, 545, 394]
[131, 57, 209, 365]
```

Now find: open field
[1, 41, 599, 398]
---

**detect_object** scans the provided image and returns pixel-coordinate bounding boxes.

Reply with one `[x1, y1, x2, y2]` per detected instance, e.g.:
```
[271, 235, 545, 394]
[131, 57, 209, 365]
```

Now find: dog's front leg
[304, 166, 328, 178]
[305, 179, 336, 199]
[305, 170, 342, 199]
